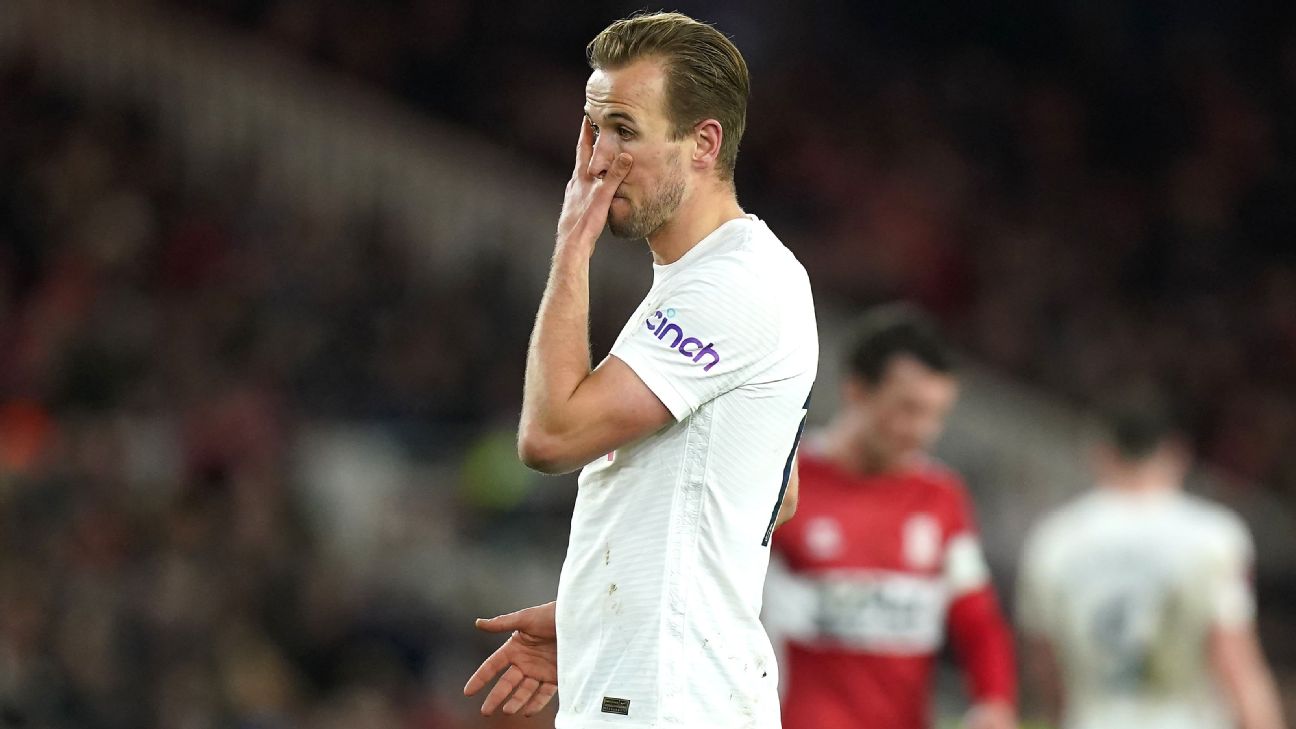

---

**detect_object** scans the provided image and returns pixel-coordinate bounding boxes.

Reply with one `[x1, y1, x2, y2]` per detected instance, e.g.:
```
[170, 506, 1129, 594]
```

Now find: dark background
[1, 1, 1294, 726]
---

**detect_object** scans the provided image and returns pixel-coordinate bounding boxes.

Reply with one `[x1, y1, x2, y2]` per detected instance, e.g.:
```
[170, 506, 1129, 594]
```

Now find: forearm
[1022, 636, 1063, 728]
[1234, 668, 1286, 729]
[1215, 627, 1287, 729]
[520, 242, 595, 446]
[949, 589, 1017, 705]
[516, 122, 650, 474]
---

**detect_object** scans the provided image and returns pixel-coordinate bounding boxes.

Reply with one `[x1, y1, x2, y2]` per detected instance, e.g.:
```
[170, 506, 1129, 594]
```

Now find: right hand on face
[556, 118, 633, 247]
[463, 601, 559, 717]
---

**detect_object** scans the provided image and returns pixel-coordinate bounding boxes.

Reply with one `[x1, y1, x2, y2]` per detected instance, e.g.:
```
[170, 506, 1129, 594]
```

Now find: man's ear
[691, 119, 724, 172]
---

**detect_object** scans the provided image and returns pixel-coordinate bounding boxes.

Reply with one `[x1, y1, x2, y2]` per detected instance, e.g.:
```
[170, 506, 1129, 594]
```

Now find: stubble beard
[608, 163, 686, 240]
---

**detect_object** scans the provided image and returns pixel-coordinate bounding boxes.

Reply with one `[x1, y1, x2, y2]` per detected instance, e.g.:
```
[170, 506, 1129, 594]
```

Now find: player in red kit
[764, 305, 1017, 729]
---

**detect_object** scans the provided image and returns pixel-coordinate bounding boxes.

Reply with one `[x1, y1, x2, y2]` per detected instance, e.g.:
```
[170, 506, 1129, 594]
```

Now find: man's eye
[617, 127, 634, 140]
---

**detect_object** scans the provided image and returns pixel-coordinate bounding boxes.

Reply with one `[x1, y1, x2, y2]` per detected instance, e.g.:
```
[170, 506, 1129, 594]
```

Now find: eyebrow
[584, 109, 638, 125]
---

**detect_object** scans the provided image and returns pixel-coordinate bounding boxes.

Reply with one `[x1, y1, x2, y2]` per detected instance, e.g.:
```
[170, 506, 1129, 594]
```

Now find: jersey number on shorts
[762, 392, 810, 546]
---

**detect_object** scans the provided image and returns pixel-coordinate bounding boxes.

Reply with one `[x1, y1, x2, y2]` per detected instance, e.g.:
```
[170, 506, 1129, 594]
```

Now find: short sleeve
[1209, 514, 1257, 629]
[611, 261, 780, 421]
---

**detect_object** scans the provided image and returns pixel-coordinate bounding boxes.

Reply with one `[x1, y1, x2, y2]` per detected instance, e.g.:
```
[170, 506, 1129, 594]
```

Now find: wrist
[969, 698, 1015, 714]
[555, 230, 597, 258]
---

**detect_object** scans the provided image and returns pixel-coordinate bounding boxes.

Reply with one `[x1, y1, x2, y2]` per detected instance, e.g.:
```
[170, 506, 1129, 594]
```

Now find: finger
[593, 153, 633, 203]
[478, 603, 551, 634]
[463, 641, 512, 696]
[475, 610, 525, 633]
[522, 682, 559, 717]
[608, 152, 633, 181]
[574, 116, 594, 176]
[481, 665, 525, 716]
[502, 676, 540, 715]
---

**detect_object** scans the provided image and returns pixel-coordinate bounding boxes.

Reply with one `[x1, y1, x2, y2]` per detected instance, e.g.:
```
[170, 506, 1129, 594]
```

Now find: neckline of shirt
[652, 214, 759, 278]
[1091, 484, 1182, 505]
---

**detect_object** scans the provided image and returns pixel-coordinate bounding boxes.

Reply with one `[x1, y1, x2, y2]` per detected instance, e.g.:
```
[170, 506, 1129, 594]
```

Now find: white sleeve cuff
[609, 351, 692, 421]
[945, 532, 991, 597]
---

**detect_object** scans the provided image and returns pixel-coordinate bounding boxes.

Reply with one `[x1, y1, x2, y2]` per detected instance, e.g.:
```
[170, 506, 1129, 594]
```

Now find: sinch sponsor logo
[644, 309, 721, 371]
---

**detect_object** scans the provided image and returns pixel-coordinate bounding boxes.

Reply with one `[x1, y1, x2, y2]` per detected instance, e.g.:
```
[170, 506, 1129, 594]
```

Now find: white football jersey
[555, 215, 818, 728]
[1017, 487, 1256, 729]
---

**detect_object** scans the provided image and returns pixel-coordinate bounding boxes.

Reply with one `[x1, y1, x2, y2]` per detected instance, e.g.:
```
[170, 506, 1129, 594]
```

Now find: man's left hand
[464, 602, 559, 717]
[963, 700, 1017, 729]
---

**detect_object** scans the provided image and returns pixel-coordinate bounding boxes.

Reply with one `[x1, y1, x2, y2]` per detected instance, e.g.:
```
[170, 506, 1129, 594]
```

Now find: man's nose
[587, 136, 616, 179]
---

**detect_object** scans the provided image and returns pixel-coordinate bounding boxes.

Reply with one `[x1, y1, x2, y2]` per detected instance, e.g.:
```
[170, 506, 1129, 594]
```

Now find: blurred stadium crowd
[0, 63, 463, 729]
[1, 0, 1295, 727]
[173, 0, 1296, 499]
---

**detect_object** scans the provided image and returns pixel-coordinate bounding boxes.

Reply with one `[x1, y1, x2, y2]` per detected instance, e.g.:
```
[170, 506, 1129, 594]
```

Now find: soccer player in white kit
[1016, 396, 1287, 729]
[463, 12, 818, 729]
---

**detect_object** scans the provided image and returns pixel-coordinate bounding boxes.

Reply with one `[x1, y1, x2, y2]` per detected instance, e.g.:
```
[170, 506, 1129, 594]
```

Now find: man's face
[584, 58, 689, 239]
[848, 356, 959, 469]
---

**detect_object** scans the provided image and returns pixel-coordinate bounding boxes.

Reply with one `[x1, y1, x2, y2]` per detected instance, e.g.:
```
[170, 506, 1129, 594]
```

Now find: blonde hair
[587, 12, 750, 181]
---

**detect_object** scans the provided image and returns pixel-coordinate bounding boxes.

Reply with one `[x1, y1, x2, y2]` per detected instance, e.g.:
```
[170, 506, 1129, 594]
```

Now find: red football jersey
[766, 448, 1007, 729]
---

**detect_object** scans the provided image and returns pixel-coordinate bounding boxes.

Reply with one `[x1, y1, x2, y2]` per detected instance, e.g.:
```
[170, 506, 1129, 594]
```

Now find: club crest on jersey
[644, 310, 721, 371]
[805, 517, 844, 560]
[903, 513, 941, 570]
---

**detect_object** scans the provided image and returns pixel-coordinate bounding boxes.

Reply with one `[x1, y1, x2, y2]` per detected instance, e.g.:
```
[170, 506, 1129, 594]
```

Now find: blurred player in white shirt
[1017, 394, 1287, 729]
[462, 12, 817, 729]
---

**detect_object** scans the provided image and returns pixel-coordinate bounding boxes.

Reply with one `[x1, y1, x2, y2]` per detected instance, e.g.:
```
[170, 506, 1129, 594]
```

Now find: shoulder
[1177, 492, 1248, 532]
[906, 460, 972, 509]
[689, 218, 811, 297]
[668, 222, 816, 365]
[1035, 493, 1095, 534]
[661, 252, 777, 318]
[918, 459, 968, 492]
[1021, 493, 1098, 562]
[1177, 493, 1254, 558]
[886, 461, 981, 538]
